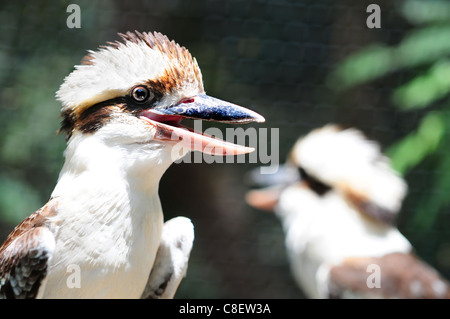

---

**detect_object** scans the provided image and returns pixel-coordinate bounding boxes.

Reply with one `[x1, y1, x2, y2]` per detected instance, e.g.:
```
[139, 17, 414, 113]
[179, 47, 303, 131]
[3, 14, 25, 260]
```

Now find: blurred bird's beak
[140, 94, 265, 156]
[245, 186, 283, 212]
[245, 164, 300, 212]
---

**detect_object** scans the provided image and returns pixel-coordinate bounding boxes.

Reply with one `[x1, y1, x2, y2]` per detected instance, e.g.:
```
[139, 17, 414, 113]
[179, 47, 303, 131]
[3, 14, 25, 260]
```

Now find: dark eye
[131, 86, 151, 103]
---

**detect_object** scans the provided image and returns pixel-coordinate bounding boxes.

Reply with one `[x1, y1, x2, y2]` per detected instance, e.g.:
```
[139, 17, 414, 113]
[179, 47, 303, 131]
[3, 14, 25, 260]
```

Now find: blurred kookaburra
[0, 31, 264, 299]
[246, 125, 450, 299]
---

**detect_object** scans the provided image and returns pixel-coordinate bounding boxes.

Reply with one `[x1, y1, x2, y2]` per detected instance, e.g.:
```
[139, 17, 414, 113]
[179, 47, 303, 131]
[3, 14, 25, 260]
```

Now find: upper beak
[153, 94, 265, 124]
[139, 94, 265, 155]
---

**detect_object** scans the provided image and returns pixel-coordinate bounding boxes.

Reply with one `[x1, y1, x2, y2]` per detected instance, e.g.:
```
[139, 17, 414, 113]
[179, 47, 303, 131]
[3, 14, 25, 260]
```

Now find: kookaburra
[246, 125, 450, 299]
[0, 31, 264, 299]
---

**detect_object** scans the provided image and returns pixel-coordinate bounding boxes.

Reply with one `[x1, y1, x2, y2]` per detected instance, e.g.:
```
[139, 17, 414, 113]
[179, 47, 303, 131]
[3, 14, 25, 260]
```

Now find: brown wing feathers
[329, 253, 450, 299]
[0, 199, 57, 299]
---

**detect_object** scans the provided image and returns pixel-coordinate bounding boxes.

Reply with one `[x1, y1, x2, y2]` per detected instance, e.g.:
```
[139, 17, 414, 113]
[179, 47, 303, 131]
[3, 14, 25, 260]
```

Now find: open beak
[139, 94, 265, 155]
[244, 164, 301, 212]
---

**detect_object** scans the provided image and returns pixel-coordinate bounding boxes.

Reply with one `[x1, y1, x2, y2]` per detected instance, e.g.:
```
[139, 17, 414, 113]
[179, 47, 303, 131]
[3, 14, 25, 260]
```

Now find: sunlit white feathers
[290, 125, 407, 214]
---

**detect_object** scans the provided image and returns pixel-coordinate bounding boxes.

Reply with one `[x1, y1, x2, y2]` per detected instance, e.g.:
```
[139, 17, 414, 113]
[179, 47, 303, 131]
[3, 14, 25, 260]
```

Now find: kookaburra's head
[246, 125, 407, 225]
[56, 31, 264, 176]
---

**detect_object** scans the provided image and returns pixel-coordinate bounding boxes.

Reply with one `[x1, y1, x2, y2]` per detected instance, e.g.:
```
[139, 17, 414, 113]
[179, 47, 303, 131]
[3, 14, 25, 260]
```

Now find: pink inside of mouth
[139, 110, 183, 127]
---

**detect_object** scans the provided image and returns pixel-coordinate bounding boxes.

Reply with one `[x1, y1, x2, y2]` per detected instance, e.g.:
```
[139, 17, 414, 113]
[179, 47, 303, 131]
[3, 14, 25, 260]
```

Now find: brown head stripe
[298, 166, 332, 196]
[59, 87, 163, 138]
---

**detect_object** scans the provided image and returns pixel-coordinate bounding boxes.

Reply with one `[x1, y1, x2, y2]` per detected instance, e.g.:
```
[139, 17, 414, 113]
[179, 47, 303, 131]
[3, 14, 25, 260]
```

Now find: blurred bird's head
[246, 125, 407, 225]
[56, 31, 264, 172]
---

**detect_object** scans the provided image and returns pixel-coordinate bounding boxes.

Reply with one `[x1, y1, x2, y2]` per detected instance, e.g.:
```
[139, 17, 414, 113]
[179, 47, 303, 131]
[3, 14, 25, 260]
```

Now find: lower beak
[140, 94, 265, 156]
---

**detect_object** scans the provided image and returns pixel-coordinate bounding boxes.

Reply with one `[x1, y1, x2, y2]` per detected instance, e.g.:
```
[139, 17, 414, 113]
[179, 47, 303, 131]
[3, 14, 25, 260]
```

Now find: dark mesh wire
[0, 0, 449, 298]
